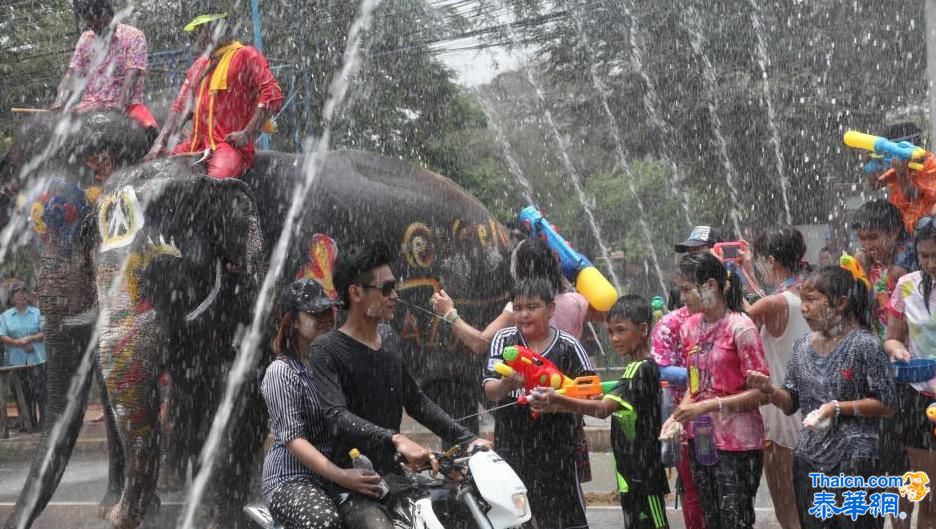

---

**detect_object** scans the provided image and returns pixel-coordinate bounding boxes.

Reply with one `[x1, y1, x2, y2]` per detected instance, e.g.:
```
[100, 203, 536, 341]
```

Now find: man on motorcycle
[311, 241, 492, 529]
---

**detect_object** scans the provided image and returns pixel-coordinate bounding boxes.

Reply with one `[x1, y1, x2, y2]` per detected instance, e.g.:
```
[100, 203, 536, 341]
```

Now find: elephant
[1, 112, 514, 529]
[1, 112, 152, 529]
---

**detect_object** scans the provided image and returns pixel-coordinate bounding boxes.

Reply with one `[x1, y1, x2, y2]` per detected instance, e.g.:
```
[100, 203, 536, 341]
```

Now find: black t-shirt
[310, 327, 476, 475]
[483, 327, 594, 458]
[606, 358, 669, 496]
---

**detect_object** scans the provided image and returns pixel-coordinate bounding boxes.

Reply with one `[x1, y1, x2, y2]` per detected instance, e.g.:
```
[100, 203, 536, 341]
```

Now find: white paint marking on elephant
[99, 186, 145, 252]
[185, 260, 223, 322]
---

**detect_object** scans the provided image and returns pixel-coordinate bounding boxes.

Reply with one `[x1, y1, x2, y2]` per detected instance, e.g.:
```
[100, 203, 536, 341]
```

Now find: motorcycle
[244, 447, 532, 529]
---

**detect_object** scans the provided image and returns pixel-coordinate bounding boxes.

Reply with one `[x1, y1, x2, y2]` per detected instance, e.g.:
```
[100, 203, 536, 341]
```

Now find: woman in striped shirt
[261, 279, 384, 529]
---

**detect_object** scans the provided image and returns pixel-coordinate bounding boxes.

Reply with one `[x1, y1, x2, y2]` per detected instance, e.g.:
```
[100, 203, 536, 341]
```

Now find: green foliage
[0, 246, 35, 285]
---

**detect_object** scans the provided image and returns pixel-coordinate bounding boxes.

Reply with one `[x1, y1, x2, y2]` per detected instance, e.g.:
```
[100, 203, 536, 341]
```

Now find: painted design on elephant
[402, 223, 435, 269]
[98, 186, 146, 252]
[295, 233, 339, 299]
[103, 304, 158, 439]
[122, 236, 182, 304]
[449, 217, 508, 250]
[28, 179, 93, 255]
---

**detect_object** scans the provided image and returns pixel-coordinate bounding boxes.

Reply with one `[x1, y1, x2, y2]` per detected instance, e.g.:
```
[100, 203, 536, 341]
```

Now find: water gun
[839, 252, 871, 290]
[518, 205, 618, 311]
[493, 345, 617, 416]
[494, 362, 617, 417]
[498, 344, 573, 390]
[843, 130, 926, 172]
[651, 296, 666, 323]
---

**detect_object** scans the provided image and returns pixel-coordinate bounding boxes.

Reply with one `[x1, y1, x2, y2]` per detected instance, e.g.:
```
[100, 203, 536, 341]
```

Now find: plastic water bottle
[349, 448, 389, 498]
[692, 415, 719, 466]
[659, 382, 680, 467]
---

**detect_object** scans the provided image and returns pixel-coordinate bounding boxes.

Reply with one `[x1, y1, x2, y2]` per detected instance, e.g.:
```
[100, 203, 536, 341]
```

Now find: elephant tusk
[185, 259, 223, 322]
[62, 306, 99, 328]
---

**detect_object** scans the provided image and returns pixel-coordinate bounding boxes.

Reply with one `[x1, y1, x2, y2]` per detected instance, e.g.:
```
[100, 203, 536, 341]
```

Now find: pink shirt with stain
[681, 311, 768, 452]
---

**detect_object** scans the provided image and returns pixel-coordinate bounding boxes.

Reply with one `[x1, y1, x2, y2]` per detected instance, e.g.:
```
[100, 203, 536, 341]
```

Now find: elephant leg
[99, 311, 161, 529]
[96, 366, 126, 515]
[158, 371, 189, 492]
[3, 326, 93, 529]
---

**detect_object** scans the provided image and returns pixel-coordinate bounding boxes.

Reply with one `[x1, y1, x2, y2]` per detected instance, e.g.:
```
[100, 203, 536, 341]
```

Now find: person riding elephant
[144, 12, 283, 180]
[52, 0, 159, 131]
[2, 111, 512, 529]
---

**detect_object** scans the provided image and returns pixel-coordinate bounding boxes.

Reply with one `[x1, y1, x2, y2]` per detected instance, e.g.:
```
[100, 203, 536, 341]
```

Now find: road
[0, 451, 789, 529]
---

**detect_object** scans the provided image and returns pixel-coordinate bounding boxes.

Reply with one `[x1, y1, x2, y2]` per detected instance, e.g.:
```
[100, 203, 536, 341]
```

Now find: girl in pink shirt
[663, 253, 769, 529]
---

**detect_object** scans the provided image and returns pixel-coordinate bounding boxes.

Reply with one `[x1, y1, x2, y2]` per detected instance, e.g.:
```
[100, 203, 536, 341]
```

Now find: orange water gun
[839, 252, 871, 290]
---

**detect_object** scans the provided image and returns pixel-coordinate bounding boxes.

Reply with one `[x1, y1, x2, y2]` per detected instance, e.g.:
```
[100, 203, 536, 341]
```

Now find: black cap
[675, 226, 725, 253]
[279, 279, 338, 314]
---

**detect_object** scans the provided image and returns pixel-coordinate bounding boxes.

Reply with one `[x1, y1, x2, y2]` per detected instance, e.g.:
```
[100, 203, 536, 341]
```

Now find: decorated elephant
[1, 113, 513, 529]
[1, 112, 151, 529]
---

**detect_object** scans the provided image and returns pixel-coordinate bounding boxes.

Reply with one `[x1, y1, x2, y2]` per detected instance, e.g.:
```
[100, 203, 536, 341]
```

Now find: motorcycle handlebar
[395, 443, 489, 474]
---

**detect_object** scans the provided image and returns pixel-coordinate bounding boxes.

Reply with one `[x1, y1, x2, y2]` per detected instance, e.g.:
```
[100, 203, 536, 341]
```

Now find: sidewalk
[0, 404, 616, 464]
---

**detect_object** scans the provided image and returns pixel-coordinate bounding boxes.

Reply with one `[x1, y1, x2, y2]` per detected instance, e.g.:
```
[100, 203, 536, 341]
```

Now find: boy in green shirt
[530, 294, 670, 529]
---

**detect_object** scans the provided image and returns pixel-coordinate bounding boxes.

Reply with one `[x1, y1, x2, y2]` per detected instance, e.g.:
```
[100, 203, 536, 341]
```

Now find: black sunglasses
[916, 216, 936, 235]
[360, 280, 398, 297]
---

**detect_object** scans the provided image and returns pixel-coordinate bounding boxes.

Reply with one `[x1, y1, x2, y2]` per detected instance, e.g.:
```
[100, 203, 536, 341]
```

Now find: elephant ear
[197, 177, 266, 296]
[137, 176, 265, 323]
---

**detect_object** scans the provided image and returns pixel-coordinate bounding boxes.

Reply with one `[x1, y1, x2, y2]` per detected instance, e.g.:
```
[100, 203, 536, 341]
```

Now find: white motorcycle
[244, 447, 532, 529]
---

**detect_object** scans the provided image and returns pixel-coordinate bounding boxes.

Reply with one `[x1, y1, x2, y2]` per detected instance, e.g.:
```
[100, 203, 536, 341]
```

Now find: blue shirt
[0, 306, 46, 366]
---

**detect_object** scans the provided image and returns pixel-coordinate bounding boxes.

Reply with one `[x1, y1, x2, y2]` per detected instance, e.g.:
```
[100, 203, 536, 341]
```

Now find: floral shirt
[67, 24, 147, 112]
[887, 271, 936, 394]
[681, 311, 768, 452]
[869, 238, 916, 340]
[651, 306, 691, 403]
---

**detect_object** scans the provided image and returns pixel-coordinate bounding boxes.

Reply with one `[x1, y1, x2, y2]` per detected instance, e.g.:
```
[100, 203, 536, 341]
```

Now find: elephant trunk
[96, 265, 163, 529]
[4, 257, 97, 529]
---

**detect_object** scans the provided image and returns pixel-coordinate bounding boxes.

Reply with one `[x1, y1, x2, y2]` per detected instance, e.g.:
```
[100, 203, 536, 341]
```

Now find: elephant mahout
[2, 111, 513, 529]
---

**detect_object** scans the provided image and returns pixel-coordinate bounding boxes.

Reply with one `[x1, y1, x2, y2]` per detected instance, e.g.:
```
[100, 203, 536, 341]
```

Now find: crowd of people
[254, 187, 930, 529]
[250, 137, 936, 528]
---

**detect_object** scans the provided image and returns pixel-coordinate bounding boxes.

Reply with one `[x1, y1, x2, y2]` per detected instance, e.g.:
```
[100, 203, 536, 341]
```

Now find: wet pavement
[0, 407, 793, 529]
[0, 453, 786, 529]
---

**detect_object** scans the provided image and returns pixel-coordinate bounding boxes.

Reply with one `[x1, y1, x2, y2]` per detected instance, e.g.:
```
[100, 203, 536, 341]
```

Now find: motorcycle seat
[243, 503, 284, 529]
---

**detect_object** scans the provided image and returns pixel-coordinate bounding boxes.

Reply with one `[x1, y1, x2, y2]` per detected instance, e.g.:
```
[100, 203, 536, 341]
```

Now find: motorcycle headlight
[512, 493, 529, 517]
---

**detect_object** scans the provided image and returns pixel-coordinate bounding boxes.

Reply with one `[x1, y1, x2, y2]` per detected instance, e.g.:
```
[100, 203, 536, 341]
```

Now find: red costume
[171, 43, 282, 179]
[879, 152, 936, 233]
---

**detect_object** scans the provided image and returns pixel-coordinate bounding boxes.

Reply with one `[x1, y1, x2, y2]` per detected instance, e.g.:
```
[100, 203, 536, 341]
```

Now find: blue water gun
[844, 130, 926, 173]
[518, 205, 618, 311]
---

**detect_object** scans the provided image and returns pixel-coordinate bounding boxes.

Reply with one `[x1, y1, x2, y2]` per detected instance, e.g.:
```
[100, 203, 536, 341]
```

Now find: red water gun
[494, 345, 616, 417]
[500, 345, 572, 391]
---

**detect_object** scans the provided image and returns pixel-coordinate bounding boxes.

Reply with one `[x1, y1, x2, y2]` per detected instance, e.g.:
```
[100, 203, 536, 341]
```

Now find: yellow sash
[190, 42, 244, 151]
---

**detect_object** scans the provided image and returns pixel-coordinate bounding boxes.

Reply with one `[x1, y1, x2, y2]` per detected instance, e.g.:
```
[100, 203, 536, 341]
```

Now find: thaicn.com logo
[808, 471, 930, 520]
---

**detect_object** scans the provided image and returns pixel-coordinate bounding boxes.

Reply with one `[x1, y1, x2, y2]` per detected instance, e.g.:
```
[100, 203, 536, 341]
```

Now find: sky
[438, 45, 521, 87]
